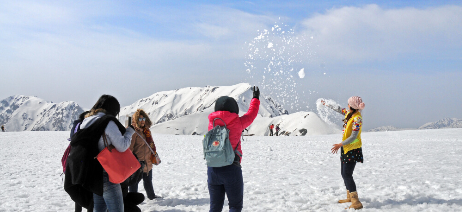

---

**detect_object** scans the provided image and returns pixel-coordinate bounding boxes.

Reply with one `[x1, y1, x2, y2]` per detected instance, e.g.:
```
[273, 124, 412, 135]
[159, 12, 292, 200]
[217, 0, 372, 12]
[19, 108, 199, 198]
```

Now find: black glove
[252, 86, 260, 100]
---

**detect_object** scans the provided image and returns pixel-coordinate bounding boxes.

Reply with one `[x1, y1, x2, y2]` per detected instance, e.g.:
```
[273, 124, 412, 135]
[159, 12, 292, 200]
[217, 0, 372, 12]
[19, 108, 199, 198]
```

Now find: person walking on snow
[128, 109, 161, 200]
[1, 125, 4, 132]
[269, 124, 274, 136]
[207, 86, 260, 212]
[275, 124, 280, 136]
[322, 96, 365, 210]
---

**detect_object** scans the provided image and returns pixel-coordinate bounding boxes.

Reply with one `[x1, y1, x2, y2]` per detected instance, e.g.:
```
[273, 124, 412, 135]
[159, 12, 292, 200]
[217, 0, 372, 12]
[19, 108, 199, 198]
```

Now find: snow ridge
[118, 83, 288, 125]
[418, 118, 462, 129]
[367, 126, 400, 132]
[0, 95, 84, 132]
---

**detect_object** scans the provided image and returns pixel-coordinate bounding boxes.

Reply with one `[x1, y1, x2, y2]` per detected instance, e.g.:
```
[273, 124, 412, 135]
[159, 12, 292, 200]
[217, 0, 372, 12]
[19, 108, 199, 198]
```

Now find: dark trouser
[207, 165, 243, 212]
[75, 202, 93, 212]
[129, 169, 155, 200]
[269, 129, 273, 136]
[341, 162, 357, 192]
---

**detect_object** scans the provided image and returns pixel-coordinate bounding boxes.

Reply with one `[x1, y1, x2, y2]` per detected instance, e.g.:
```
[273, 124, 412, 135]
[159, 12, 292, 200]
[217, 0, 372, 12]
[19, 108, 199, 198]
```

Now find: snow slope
[1, 129, 461, 211]
[150, 110, 339, 136]
[0, 95, 84, 132]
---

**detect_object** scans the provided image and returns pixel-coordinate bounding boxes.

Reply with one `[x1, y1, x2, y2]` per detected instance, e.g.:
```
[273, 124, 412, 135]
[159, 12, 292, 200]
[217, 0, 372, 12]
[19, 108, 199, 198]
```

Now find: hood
[132, 109, 152, 128]
[208, 111, 239, 127]
[215, 96, 239, 114]
[80, 112, 105, 129]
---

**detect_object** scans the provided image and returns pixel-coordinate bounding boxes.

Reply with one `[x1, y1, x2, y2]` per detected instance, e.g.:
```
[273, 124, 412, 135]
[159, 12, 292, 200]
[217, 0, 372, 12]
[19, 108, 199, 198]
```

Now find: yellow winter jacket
[342, 111, 362, 154]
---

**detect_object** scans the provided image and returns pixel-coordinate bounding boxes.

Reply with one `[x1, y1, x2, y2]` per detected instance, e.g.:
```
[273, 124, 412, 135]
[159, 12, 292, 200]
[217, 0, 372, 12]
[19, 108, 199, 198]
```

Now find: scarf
[143, 127, 156, 152]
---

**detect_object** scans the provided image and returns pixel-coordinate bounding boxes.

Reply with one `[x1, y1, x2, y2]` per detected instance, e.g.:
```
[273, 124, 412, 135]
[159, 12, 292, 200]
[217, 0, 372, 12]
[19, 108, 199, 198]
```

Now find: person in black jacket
[64, 95, 135, 212]
[69, 111, 91, 212]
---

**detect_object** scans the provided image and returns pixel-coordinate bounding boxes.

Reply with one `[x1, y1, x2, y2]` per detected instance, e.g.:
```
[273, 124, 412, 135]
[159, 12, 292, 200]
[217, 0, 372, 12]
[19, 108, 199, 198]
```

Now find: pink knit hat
[348, 96, 365, 110]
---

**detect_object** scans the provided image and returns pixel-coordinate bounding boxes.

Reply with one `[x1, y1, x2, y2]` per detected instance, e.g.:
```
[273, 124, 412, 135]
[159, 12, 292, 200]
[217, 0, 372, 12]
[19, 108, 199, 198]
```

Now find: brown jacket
[130, 129, 153, 173]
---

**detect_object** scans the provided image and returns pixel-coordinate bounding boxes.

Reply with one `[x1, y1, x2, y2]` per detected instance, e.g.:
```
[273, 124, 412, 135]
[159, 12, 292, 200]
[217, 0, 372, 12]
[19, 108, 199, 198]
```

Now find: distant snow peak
[419, 118, 462, 129]
[118, 83, 290, 128]
[0, 95, 84, 132]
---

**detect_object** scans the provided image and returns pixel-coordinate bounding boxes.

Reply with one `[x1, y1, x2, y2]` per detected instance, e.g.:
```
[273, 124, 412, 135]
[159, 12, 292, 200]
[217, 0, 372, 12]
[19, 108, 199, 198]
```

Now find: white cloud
[300, 4, 462, 63]
[190, 6, 276, 41]
[0, 1, 73, 26]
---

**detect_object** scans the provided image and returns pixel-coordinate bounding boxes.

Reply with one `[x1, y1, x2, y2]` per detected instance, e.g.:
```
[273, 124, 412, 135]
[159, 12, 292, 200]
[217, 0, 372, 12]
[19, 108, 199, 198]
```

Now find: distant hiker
[206, 86, 260, 212]
[64, 95, 136, 212]
[269, 124, 274, 136]
[128, 109, 161, 200]
[1, 125, 4, 132]
[275, 124, 280, 136]
[322, 97, 365, 210]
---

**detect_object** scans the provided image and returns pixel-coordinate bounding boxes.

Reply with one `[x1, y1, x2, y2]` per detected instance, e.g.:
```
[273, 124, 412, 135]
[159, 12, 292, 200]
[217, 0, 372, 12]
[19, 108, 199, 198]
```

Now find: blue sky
[1, 0, 461, 130]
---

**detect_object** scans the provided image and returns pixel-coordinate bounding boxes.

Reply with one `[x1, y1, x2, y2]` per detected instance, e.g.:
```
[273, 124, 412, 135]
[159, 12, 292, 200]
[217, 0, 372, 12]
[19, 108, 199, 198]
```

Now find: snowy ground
[1, 129, 461, 212]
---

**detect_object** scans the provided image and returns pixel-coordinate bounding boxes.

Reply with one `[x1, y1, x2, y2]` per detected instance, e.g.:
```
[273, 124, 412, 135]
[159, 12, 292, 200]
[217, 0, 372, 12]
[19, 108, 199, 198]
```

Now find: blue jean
[341, 162, 357, 192]
[93, 172, 124, 212]
[129, 169, 155, 200]
[207, 165, 243, 212]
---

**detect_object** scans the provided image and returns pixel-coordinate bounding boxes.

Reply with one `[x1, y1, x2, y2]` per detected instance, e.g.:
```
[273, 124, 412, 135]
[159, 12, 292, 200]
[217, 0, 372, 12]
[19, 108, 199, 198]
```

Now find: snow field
[0, 129, 461, 211]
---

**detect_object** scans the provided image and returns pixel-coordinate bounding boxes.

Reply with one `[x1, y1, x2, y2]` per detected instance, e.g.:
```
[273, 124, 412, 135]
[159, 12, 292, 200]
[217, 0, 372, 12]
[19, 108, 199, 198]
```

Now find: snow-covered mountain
[0, 84, 338, 135]
[418, 118, 462, 129]
[367, 126, 400, 132]
[119, 83, 287, 125]
[0, 95, 84, 132]
[119, 83, 339, 136]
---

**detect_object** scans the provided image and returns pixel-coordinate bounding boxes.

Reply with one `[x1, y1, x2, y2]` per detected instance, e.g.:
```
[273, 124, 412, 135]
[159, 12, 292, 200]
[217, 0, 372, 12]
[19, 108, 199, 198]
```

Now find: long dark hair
[89, 95, 120, 116]
[343, 107, 358, 128]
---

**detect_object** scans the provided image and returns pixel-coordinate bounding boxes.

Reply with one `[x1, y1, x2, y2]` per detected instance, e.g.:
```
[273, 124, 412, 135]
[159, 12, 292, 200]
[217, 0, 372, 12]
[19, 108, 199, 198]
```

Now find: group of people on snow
[64, 95, 160, 212]
[268, 123, 281, 136]
[63, 88, 366, 211]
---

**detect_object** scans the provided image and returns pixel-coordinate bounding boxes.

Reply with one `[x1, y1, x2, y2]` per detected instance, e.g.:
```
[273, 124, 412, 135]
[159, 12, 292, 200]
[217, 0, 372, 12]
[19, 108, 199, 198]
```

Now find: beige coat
[130, 129, 153, 173]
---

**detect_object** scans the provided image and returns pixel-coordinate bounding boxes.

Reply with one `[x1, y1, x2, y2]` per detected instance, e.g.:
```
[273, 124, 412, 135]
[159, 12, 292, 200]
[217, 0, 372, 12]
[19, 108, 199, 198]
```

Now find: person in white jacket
[80, 95, 135, 212]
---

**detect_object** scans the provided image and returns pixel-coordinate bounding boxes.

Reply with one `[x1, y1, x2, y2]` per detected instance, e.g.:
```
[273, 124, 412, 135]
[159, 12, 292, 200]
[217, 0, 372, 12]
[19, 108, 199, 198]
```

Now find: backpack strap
[234, 140, 242, 157]
[74, 122, 81, 134]
[213, 118, 227, 128]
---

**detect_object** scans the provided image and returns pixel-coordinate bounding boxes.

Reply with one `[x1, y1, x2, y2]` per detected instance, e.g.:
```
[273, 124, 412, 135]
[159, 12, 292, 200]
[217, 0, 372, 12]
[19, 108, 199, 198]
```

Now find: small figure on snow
[275, 124, 280, 136]
[1, 125, 4, 132]
[322, 97, 365, 210]
[269, 124, 274, 136]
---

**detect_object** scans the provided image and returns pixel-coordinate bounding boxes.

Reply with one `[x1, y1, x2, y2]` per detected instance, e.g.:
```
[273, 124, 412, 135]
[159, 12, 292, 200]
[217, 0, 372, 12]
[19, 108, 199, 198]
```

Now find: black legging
[341, 162, 357, 192]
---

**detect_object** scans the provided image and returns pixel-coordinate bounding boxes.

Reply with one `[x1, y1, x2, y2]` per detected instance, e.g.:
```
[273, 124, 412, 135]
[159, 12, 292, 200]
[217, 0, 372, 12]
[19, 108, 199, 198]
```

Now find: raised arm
[321, 100, 347, 115]
[239, 98, 260, 130]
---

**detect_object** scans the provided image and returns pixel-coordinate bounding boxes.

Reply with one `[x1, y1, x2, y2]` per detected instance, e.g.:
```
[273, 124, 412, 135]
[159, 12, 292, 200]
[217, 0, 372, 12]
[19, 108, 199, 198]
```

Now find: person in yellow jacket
[322, 96, 365, 210]
[128, 109, 161, 200]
